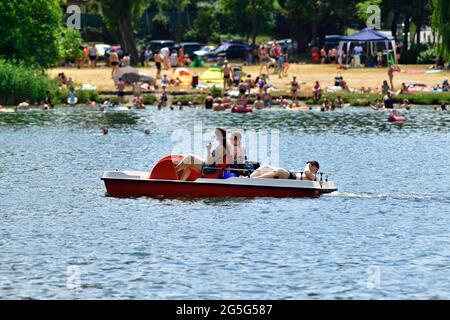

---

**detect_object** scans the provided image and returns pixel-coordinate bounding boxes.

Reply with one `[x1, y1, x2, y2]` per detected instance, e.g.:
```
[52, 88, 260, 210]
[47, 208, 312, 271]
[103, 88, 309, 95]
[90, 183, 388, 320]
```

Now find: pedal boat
[101, 155, 337, 198]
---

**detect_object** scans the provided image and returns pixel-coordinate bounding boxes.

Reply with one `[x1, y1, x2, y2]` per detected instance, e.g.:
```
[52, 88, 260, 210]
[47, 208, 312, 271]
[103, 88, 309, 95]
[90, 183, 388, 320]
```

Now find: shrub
[50, 87, 100, 105]
[172, 94, 206, 105]
[418, 45, 438, 64]
[400, 43, 436, 64]
[210, 86, 223, 98]
[142, 94, 157, 105]
[0, 59, 58, 105]
[103, 96, 120, 105]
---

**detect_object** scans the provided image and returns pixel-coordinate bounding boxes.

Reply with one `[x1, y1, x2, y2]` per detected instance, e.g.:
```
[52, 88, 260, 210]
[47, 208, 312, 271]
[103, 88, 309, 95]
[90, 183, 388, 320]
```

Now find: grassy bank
[172, 91, 450, 107]
[314, 92, 450, 106]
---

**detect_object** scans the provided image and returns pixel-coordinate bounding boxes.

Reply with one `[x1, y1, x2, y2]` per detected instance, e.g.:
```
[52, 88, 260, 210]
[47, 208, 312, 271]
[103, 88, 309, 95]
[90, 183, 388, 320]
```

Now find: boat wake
[326, 191, 450, 202]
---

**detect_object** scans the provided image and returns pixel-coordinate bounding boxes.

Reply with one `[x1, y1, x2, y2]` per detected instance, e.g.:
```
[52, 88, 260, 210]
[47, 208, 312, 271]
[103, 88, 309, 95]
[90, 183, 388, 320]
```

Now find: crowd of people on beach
[6, 37, 449, 113]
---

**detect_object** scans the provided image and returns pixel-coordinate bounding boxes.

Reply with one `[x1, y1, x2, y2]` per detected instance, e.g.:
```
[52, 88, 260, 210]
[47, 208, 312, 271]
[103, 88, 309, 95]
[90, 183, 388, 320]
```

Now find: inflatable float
[388, 110, 406, 122]
[288, 104, 309, 111]
[231, 105, 253, 113]
[0, 106, 15, 113]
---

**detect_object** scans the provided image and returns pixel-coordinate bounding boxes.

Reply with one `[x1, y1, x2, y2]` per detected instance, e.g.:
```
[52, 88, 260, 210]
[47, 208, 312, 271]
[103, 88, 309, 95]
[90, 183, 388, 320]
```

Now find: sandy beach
[48, 64, 449, 94]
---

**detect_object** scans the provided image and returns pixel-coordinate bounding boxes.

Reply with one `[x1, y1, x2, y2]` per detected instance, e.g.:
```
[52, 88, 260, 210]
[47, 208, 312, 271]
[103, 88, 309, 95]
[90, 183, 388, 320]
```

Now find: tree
[355, 0, 382, 25]
[221, 0, 278, 47]
[0, 0, 64, 67]
[185, 2, 220, 43]
[99, 0, 150, 64]
[59, 28, 84, 63]
[381, 0, 431, 51]
[431, 0, 450, 58]
[280, 0, 357, 50]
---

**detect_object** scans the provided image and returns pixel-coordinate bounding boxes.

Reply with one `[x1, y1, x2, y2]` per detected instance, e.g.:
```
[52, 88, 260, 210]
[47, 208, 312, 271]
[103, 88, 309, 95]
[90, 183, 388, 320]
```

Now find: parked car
[172, 42, 201, 56]
[146, 40, 176, 54]
[95, 44, 111, 59]
[205, 43, 252, 61]
[193, 45, 216, 57]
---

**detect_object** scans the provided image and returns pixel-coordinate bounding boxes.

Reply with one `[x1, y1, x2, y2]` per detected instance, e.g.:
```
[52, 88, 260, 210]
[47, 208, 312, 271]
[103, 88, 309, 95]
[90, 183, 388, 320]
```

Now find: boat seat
[149, 154, 200, 181]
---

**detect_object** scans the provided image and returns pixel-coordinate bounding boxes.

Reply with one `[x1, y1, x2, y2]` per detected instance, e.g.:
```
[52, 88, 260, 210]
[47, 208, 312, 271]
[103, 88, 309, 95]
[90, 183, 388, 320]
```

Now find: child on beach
[245, 75, 254, 95]
[257, 75, 266, 94]
[382, 80, 390, 94]
[161, 75, 169, 92]
[312, 81, 322, 102]
[263, 87, 272, 108]
[67, 87, 78, 105]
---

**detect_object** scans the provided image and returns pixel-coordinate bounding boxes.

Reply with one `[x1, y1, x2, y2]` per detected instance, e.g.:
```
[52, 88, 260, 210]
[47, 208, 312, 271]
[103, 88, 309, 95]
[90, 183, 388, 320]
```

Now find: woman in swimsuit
[250, 161, 320, 181]
[175, 128, 231, 181]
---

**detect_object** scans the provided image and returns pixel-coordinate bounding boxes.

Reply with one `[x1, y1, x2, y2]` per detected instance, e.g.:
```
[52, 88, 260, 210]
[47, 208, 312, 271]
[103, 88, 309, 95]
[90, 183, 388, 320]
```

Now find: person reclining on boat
[175, 127, 231, 181]
[250, 161, 320, 181]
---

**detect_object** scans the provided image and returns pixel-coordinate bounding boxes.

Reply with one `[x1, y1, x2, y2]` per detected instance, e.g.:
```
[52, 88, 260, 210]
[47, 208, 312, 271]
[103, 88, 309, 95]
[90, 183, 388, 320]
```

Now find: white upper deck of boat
[102, 170, 337, 191]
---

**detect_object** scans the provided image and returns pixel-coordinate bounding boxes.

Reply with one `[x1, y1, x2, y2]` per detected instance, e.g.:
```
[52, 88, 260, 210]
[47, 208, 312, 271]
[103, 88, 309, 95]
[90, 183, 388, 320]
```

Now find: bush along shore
[170, 91, 450, 107]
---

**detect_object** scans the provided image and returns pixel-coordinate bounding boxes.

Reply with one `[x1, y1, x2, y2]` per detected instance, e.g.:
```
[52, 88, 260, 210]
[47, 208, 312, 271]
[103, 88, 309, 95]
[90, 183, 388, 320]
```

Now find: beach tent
[338, 28, 397, 65]
[199, 66, 223, 84]
[171, 67, 193, 87]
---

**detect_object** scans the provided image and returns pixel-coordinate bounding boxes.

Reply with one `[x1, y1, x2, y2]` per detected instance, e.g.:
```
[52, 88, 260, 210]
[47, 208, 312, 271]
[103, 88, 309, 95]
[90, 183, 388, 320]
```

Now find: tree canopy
[0, 0, 65, 67]
[432, 0, 450, 58]
[98, 0, 150, 63]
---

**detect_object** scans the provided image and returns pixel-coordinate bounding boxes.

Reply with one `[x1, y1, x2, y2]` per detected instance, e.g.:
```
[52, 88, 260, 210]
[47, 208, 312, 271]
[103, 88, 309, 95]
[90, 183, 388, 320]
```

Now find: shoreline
[2, 90, 449, 109]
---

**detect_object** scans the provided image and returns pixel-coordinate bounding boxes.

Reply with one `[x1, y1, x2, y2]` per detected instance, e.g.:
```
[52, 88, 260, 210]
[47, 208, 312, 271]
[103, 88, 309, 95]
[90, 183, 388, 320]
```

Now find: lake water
[0, 106, 449, 299]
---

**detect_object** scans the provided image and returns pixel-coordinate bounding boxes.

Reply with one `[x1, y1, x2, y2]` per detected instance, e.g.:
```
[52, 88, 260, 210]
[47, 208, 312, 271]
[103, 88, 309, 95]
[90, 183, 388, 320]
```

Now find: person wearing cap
[250, 161, 320, 181]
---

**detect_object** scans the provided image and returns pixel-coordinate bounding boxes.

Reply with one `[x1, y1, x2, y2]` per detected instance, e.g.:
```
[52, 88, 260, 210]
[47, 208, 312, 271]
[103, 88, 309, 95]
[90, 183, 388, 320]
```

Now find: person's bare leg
[250, 170, 261, 178]
[389, 76, 394, 91]
[256, 168, 290, 179]
[179, 167, 192, 181]
[254, 171, 277, 179]
[250, 164, 274, 178]
[175, 155, 193, 172]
